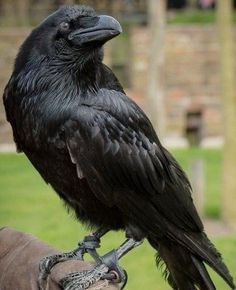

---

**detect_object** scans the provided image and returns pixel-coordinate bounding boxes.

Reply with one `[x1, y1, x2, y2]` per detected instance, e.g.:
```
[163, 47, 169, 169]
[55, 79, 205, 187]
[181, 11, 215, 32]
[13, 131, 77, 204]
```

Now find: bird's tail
[148, 233, 235, 290]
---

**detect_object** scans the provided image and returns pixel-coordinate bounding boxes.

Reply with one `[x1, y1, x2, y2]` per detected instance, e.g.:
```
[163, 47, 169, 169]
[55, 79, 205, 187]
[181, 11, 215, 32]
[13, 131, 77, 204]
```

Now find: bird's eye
[59, 22, 70, 31]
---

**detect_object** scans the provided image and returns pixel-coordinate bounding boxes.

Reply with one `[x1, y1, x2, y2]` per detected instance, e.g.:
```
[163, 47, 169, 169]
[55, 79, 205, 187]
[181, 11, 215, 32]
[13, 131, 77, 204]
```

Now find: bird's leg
[59, 238, 144, 290]
[38, 227, 109, 290]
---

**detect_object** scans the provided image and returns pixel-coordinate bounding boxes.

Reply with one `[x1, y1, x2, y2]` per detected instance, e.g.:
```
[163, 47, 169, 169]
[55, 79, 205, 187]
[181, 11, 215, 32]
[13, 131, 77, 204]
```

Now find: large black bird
[3, 5, 235, 290]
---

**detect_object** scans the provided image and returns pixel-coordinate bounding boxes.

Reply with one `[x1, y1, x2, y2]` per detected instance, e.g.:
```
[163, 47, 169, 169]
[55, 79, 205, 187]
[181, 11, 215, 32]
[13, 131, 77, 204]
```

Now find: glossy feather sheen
[3, 5, 235, 290]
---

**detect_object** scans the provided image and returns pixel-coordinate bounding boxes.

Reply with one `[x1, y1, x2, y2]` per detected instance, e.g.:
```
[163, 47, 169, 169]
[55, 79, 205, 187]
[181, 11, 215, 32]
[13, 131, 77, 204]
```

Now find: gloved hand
[0, 227, 119, 290]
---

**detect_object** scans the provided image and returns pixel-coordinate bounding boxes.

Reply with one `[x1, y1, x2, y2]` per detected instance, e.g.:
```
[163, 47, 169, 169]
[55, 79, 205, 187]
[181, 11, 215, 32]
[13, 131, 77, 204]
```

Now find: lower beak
[68, 15, 122, 46]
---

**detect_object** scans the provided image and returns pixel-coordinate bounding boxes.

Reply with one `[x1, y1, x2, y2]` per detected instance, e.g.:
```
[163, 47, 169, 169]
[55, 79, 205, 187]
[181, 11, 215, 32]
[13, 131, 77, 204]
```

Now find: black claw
[38, 235, 103, 290]
[100, 250, 126, 283]
[39, 257, 52, 274]
[59, 264, 109, 290]
[38, 234, 136, 290]
[101, 271, 117, 281]
[77, 235, 101, 253]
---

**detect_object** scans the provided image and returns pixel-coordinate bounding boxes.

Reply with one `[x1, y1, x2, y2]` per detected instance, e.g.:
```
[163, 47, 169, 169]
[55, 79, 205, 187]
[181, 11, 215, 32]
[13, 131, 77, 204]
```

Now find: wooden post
[17, 0, 30, 26]
[217, 0, 236, 227]
[1, 0, 16, 26]
[146, 0, 166, 139]
[187, 0, 196, 9]
[190, 159, 205, 217]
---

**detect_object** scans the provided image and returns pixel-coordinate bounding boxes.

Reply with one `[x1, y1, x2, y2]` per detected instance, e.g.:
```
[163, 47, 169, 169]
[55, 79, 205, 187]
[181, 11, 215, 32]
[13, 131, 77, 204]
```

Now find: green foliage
[168, 9, 236, 25]
[0, 151, 235, 289]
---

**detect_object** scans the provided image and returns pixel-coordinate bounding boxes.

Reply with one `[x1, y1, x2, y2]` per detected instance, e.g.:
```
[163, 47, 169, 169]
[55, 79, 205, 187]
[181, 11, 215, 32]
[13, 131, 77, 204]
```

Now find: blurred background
[0, 1, 236, 289]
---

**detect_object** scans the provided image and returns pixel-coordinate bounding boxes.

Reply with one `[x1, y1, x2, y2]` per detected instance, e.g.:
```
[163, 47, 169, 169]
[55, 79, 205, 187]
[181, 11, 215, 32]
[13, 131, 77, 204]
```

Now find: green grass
[0, 151, 235, 289]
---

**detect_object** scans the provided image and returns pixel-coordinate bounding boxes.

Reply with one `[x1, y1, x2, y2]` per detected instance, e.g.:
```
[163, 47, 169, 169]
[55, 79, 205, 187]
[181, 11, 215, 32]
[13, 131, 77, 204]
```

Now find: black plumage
[3, 5, 235, 290]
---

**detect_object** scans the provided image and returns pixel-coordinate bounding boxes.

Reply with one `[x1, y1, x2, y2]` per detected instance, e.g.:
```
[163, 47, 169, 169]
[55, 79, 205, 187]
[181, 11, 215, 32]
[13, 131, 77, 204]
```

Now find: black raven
[3, 5, 235, 290]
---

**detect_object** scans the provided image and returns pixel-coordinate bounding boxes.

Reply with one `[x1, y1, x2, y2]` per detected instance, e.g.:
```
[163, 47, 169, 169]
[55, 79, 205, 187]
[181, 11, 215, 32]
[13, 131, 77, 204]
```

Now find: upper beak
[68, 15, 122, 46]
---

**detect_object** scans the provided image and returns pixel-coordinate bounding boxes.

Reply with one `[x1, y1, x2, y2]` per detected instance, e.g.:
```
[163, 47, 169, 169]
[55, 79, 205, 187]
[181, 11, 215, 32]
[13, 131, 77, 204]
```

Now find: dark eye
[59, 22, 70, 31]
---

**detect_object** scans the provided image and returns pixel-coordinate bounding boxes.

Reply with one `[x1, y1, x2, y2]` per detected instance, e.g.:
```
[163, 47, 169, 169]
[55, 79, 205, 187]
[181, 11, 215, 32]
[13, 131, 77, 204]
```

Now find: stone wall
[0, 26, 227, 144]
[130, 25, 223, 139]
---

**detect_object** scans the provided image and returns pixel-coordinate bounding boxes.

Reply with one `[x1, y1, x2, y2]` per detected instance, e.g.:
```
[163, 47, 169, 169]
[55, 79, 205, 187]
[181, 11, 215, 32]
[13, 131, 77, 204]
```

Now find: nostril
[79, 16, 99, 29]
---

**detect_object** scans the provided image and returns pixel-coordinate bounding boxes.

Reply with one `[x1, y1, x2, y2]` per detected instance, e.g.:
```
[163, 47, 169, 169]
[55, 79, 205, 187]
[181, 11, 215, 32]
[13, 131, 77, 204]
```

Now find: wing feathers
[65, 95, 202, 232]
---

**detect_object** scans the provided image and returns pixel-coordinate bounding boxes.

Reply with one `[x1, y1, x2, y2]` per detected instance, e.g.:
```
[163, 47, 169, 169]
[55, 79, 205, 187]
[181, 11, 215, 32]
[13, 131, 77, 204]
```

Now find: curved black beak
[68, 15, 122, 46]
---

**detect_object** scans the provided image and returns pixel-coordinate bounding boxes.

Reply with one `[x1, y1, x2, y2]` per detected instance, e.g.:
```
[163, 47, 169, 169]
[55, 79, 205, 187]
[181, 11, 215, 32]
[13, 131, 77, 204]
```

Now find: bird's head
[14, 5, 122, 73]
